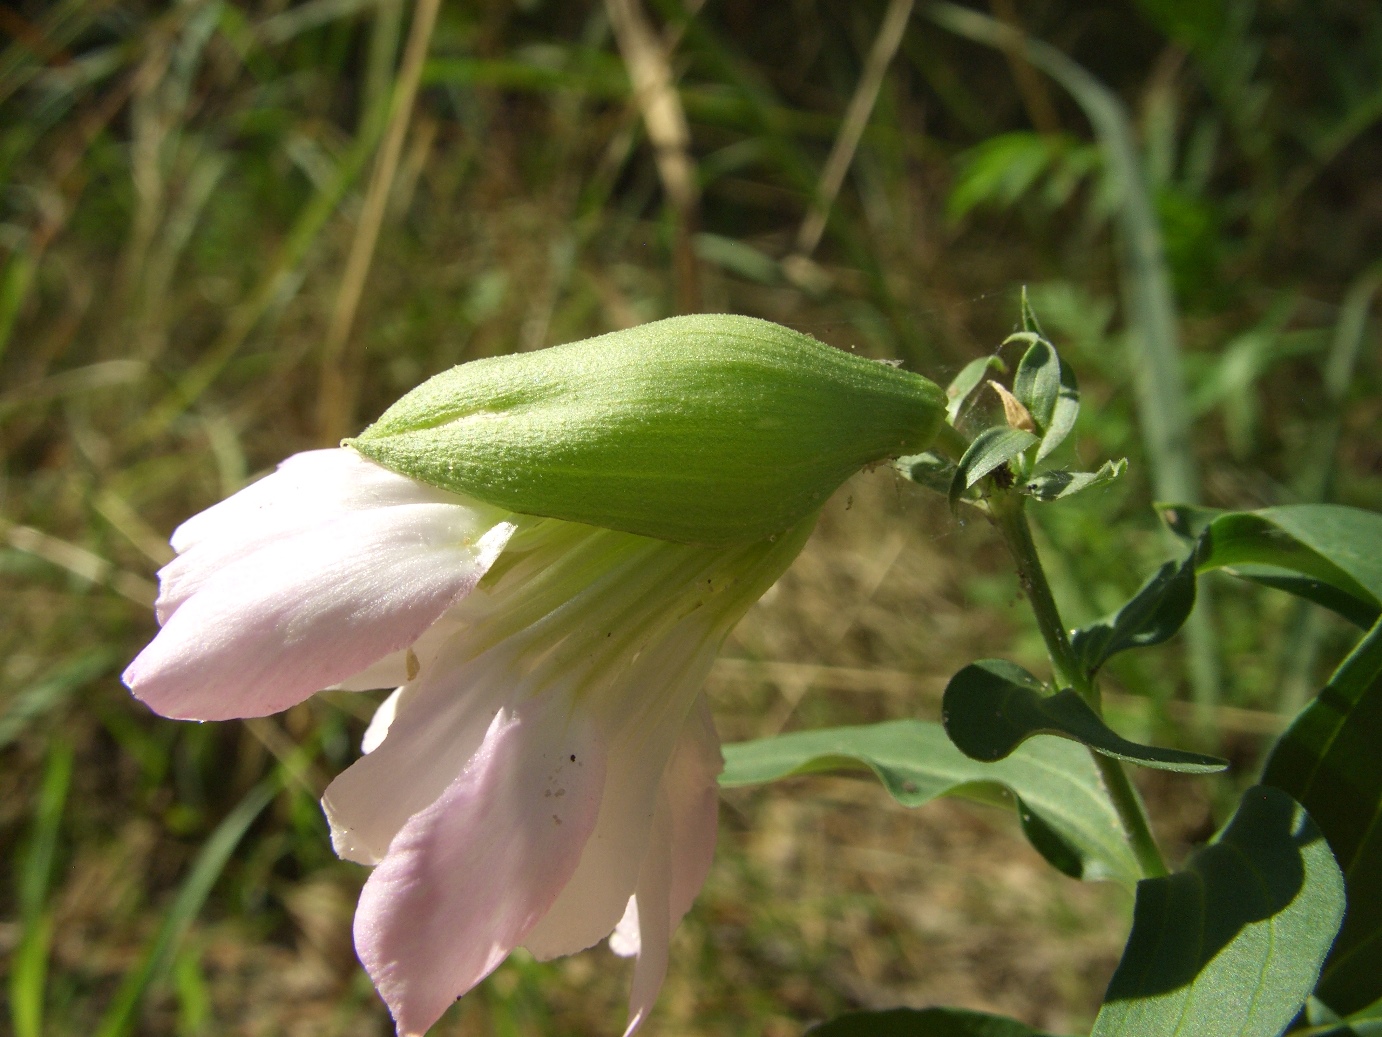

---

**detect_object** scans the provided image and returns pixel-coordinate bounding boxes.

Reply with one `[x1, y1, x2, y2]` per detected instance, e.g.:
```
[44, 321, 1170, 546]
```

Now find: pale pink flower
[123, 447, 812, 1035]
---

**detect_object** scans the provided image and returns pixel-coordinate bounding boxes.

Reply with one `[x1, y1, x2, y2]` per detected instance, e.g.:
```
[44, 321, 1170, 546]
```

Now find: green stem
[1095, 753, 1169, 878]
[989, 489, 1168, 878]
[989, 493, 1088, 704]
[932, 421, 970, 462]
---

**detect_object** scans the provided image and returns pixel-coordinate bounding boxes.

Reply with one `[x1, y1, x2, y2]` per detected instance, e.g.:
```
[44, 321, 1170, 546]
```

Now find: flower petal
[354, 698, 605, 1037]
[123, 507, 513, 721]
[619, 695, 721, 1035]
[622, 804, 674, 1037]
[521, 626, 720, 962]
[322, 636, 517, 865]
[663, 694, 723, 925]
[158, 449, 497, 622]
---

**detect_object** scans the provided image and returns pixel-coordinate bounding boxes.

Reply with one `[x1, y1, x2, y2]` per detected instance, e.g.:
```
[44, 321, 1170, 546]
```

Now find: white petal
[158, 449, 498, 622]
[123, 507, 514, 721]
[623, 802, 674, 1037]
[609, 897, 640, 958]
[521, 624, 720, 961]
[354, 698, 606, 1037]
[361, 688, 404, 755]
[322, 634, 520, 864]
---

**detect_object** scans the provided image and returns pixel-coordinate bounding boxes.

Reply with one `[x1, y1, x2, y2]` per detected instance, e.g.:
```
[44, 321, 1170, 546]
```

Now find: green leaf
[1071, 553, 1196, 676]
[1092, 785, 1345, 1037]
[1164, 504, 1382, 627]
[1023, 459, 1127, 502]
[948, 426, 1038, 508]
[943, 660, 1225, 773]
[1010, 336, 1079, 460]
[808, 1006, 1052, 1036]
[895, 451, 957, 495]
[1263, 618, 1382, 1016]
[1014, 337, 1061, 431]
[721, 719, 1142, 888]
[946, 355, 1006, 423]
[1020, 285, 1044, 336]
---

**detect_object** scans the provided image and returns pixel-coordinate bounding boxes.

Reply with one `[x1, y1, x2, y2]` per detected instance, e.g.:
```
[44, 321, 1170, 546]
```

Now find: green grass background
[1, 1, 1379, 1034]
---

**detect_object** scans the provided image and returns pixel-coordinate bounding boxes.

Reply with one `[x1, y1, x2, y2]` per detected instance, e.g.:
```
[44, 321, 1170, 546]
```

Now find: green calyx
[347, 314, 946, 545]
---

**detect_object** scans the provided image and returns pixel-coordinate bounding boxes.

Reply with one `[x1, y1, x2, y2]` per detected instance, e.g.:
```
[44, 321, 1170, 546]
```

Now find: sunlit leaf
[1161, 503, 1382, 627]
[1023, 459, 1127, 502]
[1071, 552, 1196, 676]
[948, 426, 1038, 508]
[809, 1006, 1052, 1036]
[943, 659, 1225, 773]
[1263, 618, 1382, 1016]
[1092, 786, 1344, 1037]
[721, 719, 1141, 888]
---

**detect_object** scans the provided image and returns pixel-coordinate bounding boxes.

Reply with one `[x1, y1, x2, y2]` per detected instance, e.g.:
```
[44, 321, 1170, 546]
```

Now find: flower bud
[347, 314, 945, 545]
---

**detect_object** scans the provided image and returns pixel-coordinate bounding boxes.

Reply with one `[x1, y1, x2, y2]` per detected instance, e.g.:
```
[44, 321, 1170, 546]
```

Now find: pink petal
[123, 507, 513, 721]
[664, 694, 723, 924]
[620, 695, 722, 1035]
[158, 449, 495, 623]
[622, 805, 674, 1037]
[322, 636, 517, 865]
[354, 698, 606, 1037]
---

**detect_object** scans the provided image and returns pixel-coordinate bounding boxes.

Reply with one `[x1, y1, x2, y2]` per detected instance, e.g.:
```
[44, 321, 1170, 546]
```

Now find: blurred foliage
[0, 0, 1378, 1033]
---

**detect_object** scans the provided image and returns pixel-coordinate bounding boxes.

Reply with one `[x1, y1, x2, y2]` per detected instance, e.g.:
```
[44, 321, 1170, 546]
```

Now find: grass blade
[94, 778, 278, 1037]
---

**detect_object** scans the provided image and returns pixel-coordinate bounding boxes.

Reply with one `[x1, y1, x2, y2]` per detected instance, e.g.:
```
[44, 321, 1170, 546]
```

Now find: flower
[123, 446, 814, 1035]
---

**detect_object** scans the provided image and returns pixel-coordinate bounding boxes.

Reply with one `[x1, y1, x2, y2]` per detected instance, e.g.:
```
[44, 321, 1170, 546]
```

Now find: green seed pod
[347, 314, 946, 545]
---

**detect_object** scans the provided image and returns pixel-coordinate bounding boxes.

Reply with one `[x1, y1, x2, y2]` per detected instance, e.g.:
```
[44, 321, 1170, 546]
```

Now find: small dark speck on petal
[552, 814, 562, 825]
[570, 754, 576, 762]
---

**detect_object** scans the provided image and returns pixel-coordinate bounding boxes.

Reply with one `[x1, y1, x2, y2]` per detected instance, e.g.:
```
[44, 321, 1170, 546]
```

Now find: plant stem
[989, 489, 1168, 878]
[989, 493, 1088, 704]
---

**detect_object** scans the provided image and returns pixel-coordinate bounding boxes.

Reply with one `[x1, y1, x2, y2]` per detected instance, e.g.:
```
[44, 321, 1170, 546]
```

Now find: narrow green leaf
[95, 778, 277, 1037]
[808, 1005, 1052, 1036]
[1036, 350, 1079, 462]
[946, 355, 1006, 423]
[1020, 285, 1044, 336]
[1071, 553, 1197, 676]
[721, 719, 1142, 888]
[1092, 786, 1345, 1037]
[10, 740, 72, 1037]
[1263, 618, 1382, 1016]
[943, 660, 1225, 773]
[0, 649, 114, 751]
[948, 426, 1038, 508]
[1023, 459, 1127, 502]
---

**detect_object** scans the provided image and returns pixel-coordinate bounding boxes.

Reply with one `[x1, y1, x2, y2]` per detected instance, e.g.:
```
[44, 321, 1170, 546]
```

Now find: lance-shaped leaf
[1071, 553, 1197, 676]
[943, 660, 1226, 773]
[1161, 503, 1382, 629]
[1023, 458, 1127, 502]
[721, 718, 1141, 888]
[948, 426, 1038, 508]
[1092, 785, 1344, 1037]
[946, 355, 1007, 423]
[1263, 618, 1382, 1017]
[808, 1006, 1052, 1036]
[1010, 336, 1080, 461]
